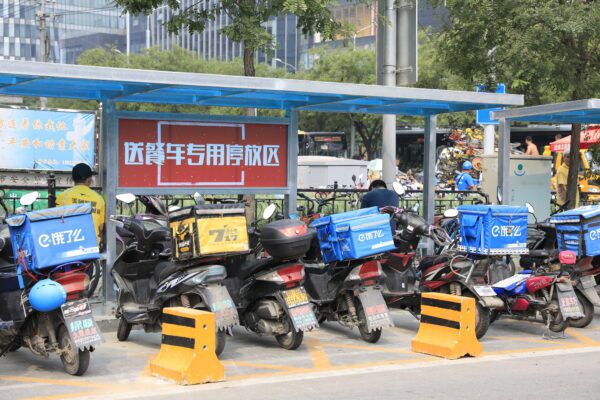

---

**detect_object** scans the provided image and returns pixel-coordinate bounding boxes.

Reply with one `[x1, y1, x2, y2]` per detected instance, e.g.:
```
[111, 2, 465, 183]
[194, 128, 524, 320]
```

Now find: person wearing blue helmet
[456, 160, 477, 191]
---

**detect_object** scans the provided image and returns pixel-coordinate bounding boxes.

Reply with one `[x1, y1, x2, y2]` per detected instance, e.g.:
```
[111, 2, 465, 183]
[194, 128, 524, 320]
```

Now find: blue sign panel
[476, 83, 506, 126]
[0, 108, 95, 171]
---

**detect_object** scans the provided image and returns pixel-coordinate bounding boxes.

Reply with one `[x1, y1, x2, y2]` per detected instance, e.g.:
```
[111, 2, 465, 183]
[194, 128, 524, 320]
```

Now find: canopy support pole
[102, 99, 118, 302]
[498, 117, 510, 205]
[423, 114, 437, 255]
[285, 109, 298, 217]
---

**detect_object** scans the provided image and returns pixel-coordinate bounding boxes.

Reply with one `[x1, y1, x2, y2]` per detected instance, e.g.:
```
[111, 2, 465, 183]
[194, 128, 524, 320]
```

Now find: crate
[457, 205, 528, 255]
[550, 205, 600, 256]
[310, 207, 396, 263]
[169, 203, 249, 261]
[6, 204, 100, 273]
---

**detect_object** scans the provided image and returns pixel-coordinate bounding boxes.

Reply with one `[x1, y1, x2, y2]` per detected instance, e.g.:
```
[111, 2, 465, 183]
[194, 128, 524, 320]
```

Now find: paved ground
[1, 308, 600, 400]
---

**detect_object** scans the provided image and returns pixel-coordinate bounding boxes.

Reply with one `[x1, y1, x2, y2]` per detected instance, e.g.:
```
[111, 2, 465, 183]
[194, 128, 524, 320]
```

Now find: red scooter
[491, 250, 588, 332]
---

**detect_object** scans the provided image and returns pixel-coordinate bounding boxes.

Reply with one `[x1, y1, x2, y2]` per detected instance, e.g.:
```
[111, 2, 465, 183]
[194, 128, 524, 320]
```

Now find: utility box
[297, 156, 368, 189]
[479, 155, 553, 222]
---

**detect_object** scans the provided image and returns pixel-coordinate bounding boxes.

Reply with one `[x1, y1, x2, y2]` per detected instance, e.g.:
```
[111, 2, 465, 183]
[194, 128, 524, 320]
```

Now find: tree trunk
[243, 45, 256, 77]
[242, 42, 256, 219]
[566, 123, 581, 209]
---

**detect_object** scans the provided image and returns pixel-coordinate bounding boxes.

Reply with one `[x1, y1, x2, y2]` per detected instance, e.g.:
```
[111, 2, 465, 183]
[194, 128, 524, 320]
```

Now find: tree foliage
[113, 0, 351, 76]
[431, 0, 600, 208]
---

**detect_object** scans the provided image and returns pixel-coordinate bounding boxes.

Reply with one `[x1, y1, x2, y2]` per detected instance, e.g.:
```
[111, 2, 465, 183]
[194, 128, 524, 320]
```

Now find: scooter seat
[418, 254, 449, 272]
[235, 257, 278, 280]
[154, 261, 183, 283]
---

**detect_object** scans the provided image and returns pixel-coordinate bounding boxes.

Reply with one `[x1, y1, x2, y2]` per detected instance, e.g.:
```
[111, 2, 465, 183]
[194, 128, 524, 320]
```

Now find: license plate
[473, 285, 497, 297]
[358, 287, 394, 332]
[61, 299, 103, 349]
[282, 287, 309, 308]
[556, 283, 584, 319]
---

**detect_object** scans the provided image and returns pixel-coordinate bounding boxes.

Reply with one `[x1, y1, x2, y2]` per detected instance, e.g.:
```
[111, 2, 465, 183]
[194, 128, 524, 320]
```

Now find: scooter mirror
[116, 193, 136, 204]
[20, 191, 39, 207]
[193, 192, 204, 205]
[496, 186, 503, 204]
[352, 174, 356, 183]
[443, 208, 459, 218]
[358, 174, 364, 181]
[525, 202, 535, 215]
[392, 181, 406, 196]
[263, 203, 277, 220]
[411, 203, 420, 213]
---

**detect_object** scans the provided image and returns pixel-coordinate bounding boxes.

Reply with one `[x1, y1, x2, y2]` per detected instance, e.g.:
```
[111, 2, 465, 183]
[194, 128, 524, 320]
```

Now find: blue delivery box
[310, 207, 396, 263]
[550, 205, 600, 257]
[6, 203, 100, 274]
[457, 205, 528, 255]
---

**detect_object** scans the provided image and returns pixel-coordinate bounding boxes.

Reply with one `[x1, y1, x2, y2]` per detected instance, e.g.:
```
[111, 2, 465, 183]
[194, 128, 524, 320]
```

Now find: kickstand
[542, 322, 567, 340]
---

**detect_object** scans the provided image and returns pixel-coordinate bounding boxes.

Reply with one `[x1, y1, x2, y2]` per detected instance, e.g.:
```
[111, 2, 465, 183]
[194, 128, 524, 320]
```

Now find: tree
[297, 47, 382, 159]
[430, 0, 600, 208]
[114, 0, 347, 77]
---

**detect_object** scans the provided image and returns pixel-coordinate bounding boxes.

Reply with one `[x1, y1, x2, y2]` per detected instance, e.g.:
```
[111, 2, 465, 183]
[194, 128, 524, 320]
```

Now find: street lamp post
[273, 57, 297, 72]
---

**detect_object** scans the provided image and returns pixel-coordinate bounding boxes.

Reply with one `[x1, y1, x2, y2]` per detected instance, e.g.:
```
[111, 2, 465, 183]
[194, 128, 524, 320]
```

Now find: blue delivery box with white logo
[6, 203, 100, 274]
[550, 205, 600, 256]
[457, 205, 528, 255]
[310, 207, 396, 263]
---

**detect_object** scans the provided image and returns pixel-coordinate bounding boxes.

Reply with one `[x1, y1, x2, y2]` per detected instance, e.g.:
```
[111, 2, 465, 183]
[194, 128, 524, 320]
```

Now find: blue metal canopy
[493, 99, 600, 124]
[0, 60, 523, 115]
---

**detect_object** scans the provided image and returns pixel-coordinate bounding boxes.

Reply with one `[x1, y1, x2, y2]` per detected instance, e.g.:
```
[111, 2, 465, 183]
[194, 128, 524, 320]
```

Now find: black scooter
[111, 195, 238, 356]
[223, 204, 318, 350]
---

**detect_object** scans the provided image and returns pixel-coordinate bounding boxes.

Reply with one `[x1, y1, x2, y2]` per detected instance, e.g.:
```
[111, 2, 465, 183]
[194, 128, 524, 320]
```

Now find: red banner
[118, 119, 288, 188]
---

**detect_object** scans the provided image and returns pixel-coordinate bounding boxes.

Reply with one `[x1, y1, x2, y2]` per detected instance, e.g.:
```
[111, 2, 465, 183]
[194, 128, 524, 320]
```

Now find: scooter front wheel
[275, 329, 304, 350]
[58, 325, 90, 376]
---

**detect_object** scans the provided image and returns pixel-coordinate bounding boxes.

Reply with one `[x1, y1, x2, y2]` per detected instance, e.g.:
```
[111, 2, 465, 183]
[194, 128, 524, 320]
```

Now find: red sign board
[118, 119, 288, 188]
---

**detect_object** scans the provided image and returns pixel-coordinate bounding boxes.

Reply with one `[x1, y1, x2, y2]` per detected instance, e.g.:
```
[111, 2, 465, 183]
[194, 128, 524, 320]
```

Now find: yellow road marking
[483, 342, 592, 356]
[306, 338, 332, 369]
[222, 360, 310, 373]
[23, 391, 101, 400]
[321, 342, 413, 354]
[566, 328, 600, 345]
[0, 376, 110, 389]
[486, 335, 566, 345]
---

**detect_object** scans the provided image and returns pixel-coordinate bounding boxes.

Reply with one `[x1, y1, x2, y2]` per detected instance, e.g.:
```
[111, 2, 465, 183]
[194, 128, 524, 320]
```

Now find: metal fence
[1, 190, 599, 221]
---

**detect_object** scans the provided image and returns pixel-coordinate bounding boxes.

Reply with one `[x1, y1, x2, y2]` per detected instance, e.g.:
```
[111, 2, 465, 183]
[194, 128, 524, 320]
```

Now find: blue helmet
[29, 279, 67, 312]
[462, 161, 473, 170]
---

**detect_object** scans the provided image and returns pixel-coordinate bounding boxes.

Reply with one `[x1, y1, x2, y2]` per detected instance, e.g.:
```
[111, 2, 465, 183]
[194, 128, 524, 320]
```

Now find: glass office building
[0, 0, 125, 64]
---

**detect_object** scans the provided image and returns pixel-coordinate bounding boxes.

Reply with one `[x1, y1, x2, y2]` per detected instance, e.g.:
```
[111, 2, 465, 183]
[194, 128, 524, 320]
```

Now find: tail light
[53, 271, 89, 300]
[348, 260, 382, 282]
[256, 264, 305, 288]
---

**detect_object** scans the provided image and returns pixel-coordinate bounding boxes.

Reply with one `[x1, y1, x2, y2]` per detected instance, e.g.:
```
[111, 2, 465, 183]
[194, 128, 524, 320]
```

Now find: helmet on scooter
[462, 161, 473, 170]
[29, 279, 67, 312]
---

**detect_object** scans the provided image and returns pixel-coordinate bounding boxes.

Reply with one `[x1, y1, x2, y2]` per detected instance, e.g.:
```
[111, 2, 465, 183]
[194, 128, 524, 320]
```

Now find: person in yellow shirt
[56, 163, 105, 246]
[555, 151, 579, 208]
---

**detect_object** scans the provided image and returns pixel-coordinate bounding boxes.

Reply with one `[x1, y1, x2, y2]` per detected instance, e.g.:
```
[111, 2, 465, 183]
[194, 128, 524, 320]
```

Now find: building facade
[0, 0, 125, 64]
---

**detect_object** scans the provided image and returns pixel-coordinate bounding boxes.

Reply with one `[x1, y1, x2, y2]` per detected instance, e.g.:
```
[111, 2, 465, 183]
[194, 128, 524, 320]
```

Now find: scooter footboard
[358, 286, 394, 332]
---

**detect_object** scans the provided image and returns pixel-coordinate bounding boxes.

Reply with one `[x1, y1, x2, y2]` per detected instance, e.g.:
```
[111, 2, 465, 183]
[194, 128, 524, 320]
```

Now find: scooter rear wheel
[358, 309, 382, 343]
[568, 291, 594, 329]
[58, 325, 90, 376]
[215, 330, 226, 356]
[117, 317, 132, 342]
[275, 329, 304, 350]
[547, 298, 569, 333]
